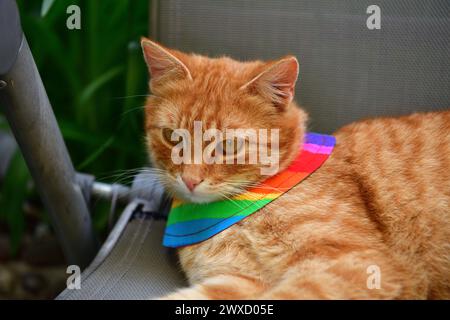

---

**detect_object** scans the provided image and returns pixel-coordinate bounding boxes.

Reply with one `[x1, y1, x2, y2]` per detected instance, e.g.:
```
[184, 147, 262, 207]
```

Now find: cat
[141, 38, 450, 299]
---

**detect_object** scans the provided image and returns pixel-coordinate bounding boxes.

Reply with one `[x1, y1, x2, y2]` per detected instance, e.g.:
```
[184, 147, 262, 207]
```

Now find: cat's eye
[217, 137, 245, 156]
[161, 128, 179, 146]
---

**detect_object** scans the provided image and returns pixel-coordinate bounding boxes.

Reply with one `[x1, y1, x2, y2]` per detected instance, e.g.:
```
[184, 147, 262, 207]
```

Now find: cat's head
[141, 38, 307, 203]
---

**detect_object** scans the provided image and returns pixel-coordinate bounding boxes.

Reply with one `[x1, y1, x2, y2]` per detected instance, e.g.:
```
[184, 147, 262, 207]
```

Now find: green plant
[0, 0, 151, 251]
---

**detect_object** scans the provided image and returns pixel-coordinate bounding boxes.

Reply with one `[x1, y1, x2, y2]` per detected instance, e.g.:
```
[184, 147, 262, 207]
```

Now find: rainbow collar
[163, 132, 336, 248]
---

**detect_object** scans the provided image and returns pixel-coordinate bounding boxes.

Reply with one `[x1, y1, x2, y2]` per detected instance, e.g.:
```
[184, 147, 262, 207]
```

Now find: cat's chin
[172, 189, 225, 204]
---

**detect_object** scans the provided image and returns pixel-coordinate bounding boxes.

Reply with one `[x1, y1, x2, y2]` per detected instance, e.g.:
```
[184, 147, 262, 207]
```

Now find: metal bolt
[0, 80, 7, 90]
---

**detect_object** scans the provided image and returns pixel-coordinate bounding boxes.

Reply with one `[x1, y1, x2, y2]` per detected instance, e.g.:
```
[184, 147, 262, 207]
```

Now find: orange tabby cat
[141, 38, 450, 299]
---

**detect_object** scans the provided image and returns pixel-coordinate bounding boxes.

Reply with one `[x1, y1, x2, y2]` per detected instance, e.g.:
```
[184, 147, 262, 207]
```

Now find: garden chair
[0, 0, 449, 299]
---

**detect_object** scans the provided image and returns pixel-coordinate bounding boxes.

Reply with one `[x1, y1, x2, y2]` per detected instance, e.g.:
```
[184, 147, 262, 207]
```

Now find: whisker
[120, 105, 147, 117]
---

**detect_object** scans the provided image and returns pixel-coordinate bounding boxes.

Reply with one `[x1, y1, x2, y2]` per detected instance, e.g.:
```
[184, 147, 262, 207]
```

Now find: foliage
[0, 0, 151, 251]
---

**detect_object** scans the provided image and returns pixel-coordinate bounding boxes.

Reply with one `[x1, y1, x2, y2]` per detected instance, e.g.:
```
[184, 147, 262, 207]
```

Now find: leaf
[59, 120, 142, 154]
[79, 66, 124, 106]
[76, 136, 116, 171]
[0, 151, 30, 255]
[41, 0, 56, 17]
[14, 0, 151, 240]
[59, 120, 106, 146]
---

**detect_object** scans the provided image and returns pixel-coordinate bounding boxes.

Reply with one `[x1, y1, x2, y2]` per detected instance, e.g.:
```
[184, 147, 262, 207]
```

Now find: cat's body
[175, 111, 450, 299]
[140, 38, 450, 299]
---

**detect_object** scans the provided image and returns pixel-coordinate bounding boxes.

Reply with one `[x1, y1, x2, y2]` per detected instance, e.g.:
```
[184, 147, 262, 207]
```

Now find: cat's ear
[241, 56, 299, 108]
[141, 38, 192, 83]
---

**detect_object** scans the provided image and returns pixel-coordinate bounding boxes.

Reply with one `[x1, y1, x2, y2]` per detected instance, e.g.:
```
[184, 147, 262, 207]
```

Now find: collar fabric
[163, 132, 336, 248]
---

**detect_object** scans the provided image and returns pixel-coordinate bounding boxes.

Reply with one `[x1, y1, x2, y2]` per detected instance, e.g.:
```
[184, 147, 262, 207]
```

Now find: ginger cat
[141, 38, 450, 299]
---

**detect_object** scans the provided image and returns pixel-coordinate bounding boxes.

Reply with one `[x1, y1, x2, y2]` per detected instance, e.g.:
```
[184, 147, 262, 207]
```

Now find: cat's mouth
[172, 175, 228, 204]
[177, 192, 222, 204]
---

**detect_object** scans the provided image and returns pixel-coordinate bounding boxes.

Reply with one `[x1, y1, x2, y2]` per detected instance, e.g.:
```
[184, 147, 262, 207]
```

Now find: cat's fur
[141, 38, 450, 299]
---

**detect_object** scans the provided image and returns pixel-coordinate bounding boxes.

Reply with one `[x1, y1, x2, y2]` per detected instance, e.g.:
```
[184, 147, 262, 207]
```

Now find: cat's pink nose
[182, 176, 203, 192]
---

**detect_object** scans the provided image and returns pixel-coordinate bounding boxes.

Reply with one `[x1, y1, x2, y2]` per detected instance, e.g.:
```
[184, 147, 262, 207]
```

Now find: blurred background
[0, 0, 151, 298]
